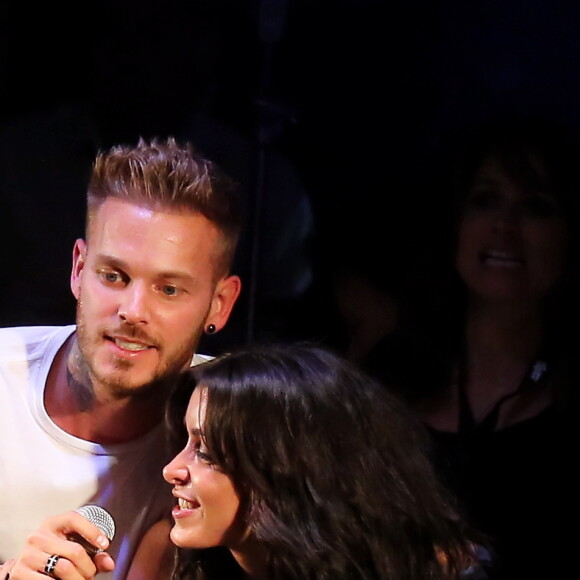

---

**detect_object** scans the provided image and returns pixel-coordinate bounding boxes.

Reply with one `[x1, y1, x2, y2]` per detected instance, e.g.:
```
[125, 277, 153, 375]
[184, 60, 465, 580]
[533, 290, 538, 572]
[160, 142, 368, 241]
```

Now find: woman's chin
[170, 527, 195, 548]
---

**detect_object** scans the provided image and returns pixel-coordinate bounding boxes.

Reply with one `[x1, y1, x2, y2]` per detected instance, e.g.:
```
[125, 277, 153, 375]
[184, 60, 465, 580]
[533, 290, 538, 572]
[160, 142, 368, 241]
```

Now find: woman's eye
[196, 449, 216, 465]
[195, 449, 220, 471]
[464, 190, 499, 211]
[523, 195, 560, 218]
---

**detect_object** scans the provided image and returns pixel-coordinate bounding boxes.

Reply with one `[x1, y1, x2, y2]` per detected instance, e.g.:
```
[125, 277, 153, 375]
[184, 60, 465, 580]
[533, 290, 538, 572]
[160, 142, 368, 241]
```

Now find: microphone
[66, 505, 116, 556]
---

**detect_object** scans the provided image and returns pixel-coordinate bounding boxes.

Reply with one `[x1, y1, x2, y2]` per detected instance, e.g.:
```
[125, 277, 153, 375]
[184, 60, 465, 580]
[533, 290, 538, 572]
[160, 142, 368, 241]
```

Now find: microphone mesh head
[75, 505, 116, 541]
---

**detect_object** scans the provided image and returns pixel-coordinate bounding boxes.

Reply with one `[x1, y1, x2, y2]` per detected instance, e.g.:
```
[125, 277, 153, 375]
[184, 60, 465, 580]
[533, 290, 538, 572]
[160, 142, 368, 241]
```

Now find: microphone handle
[65, 532, 102, 557]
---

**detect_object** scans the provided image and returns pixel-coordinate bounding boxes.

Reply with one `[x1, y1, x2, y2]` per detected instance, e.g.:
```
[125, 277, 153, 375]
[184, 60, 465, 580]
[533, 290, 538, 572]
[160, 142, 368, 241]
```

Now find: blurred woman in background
[366, 116, 580, 579]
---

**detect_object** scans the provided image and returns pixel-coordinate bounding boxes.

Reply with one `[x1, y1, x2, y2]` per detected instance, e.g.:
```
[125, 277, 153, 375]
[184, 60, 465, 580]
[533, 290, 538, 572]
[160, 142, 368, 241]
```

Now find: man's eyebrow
[157, 271, 197, 282]
[94, 253, 128, 270]
[95, 254, 196, 281]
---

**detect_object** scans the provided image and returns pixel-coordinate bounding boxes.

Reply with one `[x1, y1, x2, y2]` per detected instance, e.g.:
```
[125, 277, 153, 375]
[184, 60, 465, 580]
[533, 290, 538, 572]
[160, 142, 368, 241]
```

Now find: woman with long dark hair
[161, 342, 491, 579]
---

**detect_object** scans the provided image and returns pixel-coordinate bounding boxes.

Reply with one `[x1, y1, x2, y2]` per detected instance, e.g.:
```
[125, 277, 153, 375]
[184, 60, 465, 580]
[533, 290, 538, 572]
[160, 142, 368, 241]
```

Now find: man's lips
[106, 334, 156, 352]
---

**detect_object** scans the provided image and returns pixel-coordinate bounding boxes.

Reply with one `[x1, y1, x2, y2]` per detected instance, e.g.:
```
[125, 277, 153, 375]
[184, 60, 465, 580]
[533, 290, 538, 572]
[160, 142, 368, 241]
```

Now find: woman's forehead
[186, 386, 209, 429]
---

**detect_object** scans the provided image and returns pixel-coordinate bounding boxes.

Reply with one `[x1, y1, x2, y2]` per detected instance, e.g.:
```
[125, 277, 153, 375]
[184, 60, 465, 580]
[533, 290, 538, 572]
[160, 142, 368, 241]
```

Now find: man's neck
[44, 335, 166, 444]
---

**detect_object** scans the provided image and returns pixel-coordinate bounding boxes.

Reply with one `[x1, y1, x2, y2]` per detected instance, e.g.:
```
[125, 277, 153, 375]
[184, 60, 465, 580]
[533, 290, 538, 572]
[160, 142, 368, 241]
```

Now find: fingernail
[97, 534, 108, 548]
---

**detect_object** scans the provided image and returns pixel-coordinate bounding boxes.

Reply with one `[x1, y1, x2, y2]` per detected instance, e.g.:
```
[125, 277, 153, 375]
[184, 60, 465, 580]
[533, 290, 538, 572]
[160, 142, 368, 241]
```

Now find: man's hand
[3, 510, 115, 579]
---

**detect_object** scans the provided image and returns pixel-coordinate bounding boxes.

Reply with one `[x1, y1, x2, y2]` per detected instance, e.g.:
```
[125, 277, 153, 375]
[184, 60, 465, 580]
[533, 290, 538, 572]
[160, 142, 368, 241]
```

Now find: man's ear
[205, 275, 242, 332]
[70, 239, 87, 300]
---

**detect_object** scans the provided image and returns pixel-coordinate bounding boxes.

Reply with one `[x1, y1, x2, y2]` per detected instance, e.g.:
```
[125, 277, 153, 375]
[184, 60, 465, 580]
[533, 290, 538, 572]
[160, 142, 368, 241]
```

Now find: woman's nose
[493, 202, 519, 231]
[163, 454, 189, 485]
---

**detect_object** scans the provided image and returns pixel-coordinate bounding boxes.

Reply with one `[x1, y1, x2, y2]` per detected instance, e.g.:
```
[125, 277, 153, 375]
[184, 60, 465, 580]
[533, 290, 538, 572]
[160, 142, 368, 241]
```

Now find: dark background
[2, 0, 580, 352]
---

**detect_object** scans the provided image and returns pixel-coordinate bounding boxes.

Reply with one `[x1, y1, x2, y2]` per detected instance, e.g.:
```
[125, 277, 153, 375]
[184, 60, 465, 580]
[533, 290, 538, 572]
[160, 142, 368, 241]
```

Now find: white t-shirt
[0, 325, 209, 579]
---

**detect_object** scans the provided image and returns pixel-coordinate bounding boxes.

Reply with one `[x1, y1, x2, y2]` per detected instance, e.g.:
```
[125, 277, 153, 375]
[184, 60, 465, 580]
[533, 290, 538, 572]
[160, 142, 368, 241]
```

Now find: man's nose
[118, 283, 150, 324]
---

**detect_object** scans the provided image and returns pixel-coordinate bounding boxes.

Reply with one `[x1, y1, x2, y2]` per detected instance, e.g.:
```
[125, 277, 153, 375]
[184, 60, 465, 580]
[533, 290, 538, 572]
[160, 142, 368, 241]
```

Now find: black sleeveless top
[428, 395, 577, 579]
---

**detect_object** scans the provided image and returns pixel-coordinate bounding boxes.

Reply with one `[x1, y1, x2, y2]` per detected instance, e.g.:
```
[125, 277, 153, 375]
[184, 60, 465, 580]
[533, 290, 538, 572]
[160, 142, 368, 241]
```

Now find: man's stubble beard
[74, 307, 202, 400]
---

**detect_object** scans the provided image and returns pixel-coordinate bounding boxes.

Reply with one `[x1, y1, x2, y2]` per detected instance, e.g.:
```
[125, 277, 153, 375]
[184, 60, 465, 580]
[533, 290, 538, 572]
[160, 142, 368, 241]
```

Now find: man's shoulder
[0, 324, 74, 341]
[0, 325, 75, 359]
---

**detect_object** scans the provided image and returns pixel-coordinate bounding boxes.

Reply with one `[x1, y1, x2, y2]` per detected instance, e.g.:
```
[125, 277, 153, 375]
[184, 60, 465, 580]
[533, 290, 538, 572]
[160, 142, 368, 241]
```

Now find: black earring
[205, 324, 217, 335]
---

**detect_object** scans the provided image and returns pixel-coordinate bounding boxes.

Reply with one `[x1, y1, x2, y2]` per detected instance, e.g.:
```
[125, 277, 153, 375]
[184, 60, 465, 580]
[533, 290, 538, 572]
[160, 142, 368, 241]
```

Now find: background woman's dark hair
[166, 342, 486, 579]
[452, 116, 580, 214]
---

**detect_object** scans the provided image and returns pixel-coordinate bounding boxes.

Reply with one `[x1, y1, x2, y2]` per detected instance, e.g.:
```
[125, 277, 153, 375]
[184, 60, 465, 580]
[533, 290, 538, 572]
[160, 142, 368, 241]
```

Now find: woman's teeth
[178, 498, 194, 509]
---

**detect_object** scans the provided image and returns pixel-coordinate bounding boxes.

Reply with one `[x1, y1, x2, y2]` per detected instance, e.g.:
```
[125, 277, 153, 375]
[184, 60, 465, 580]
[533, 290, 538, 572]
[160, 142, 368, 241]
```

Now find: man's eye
[99, 271, 123, 284]
[162, 285, 178, 296]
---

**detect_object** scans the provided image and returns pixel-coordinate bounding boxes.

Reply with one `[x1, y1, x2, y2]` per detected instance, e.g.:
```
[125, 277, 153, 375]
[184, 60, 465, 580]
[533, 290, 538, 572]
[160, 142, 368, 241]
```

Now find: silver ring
[44, 554, 60, 577]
